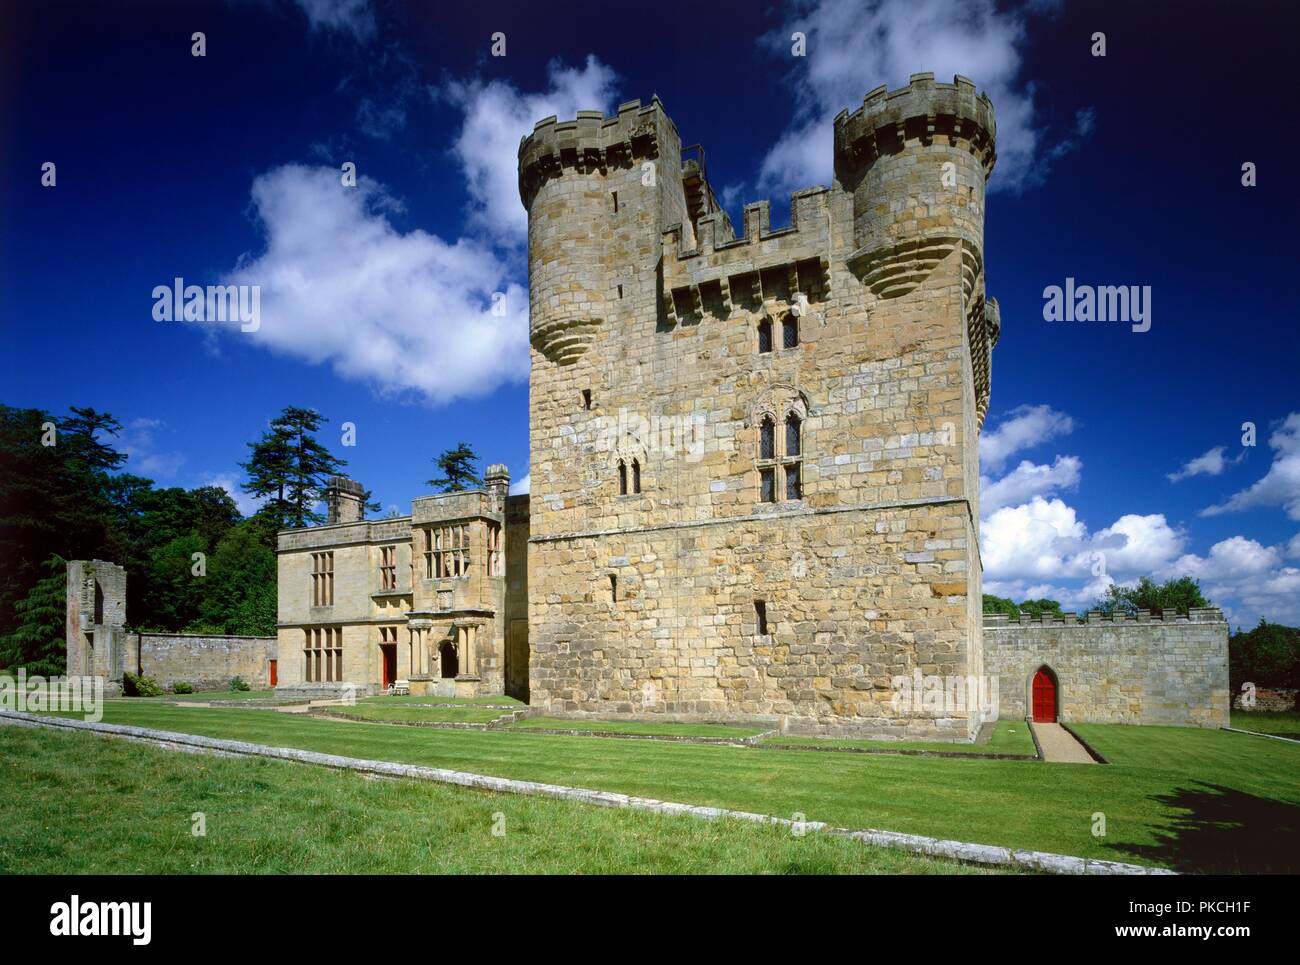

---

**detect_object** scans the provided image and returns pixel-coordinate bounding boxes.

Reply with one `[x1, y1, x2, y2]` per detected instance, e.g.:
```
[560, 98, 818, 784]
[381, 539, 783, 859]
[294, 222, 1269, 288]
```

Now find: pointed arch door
[1032, 668, 1058, 723]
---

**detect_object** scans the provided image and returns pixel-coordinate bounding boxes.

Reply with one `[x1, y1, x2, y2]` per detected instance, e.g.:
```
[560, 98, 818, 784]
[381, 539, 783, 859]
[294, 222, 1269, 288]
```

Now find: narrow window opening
[632, 459, 641, 494]
[755, 600, 769, 635]
[760, 417, 775, 460]
[618, 460, 628, 496]
[617, 284, 624, 299]
[610, 574, 618, 604]
[760, 467, 776, 502]
[611, 191, 619, 213]
[782, 316, 799, 349]
[758, 318, 773, 354]
[582, 388, 592, 410]
[785, 413, 801, 457]
[784, 464, 802, 500]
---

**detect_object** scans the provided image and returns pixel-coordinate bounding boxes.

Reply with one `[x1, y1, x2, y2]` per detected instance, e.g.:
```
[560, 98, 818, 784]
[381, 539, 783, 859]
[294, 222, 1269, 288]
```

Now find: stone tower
[518, 75, 999, 739]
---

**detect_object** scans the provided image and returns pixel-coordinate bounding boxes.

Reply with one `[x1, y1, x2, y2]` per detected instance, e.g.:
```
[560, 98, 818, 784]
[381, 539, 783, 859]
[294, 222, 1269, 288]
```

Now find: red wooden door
[1032, 669, 1057, 722]
[269, 659, 278, 687]
[381, 644, 397, 688]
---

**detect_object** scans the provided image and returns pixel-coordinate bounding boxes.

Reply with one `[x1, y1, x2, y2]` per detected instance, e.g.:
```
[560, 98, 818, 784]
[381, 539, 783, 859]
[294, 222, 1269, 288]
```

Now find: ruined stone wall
[520, 78, 995, 736]
[134, 633, 276, 691]
[984, 608, 1230, 727]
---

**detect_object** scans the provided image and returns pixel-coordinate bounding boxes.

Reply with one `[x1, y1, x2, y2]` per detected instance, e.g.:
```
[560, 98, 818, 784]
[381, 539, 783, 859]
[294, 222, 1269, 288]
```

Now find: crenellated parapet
[660, 186, 831, 326]
[833, 72, 996, 182]
[517, 98, 671, 210]
[984, 607, 1226, 628]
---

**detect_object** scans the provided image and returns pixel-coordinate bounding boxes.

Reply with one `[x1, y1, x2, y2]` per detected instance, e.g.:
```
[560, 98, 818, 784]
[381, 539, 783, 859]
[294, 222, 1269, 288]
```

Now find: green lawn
[316, 704, 512, 725]
[133, 689, 277, 702]
[0, 725, 987, 874]
[510, 717, 768, 739]
[759, 720, 1037, 757]
[1230, 710, 1300, 739]
[29, 703, 1300, 872]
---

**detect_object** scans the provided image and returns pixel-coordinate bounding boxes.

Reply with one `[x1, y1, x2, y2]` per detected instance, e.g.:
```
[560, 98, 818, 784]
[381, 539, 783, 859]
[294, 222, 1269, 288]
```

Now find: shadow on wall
[1111, 782, 1300, 874]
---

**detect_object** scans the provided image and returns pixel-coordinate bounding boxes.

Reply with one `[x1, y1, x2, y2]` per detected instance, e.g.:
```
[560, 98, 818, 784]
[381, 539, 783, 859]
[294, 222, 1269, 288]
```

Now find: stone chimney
[324, 476, 366, 524]
[484, 464, 510, 511]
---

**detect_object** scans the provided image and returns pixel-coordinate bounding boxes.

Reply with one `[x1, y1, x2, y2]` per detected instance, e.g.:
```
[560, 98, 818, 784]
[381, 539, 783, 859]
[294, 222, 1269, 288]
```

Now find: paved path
[1032, 722, 1097, 764]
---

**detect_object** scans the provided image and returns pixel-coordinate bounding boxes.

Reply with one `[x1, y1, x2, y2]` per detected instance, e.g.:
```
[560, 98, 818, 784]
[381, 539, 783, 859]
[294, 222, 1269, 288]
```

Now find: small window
[632, 459, 641, 494]
[612, 191, 619, 213]
[618, 460, 628, 496]
[755, 600, 769, 635]
[760, 417, 775, 460]
[582, 389, 592, 410]
[760, 467, 776, 503]
[609, 574, 618, 604]
[785, 413, 801, 457]
[782, 316, 798, 348]
[784, 464, 802, 501]
[758, 318, 772, 354]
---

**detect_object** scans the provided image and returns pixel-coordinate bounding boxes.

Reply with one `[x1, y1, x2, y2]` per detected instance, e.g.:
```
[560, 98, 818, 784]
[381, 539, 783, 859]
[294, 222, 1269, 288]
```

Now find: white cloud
[1168, 536, 1281, 582]
[981, 496, 1088, 582]
[755, 0, 1086, 197]
[120, 417, 185, 479]
[1163, 536, 1299, 628]
[979, 404, 1074, 473]
[290, 0, 375, 40]
[509, 473, 531, 496]
[1168, 444, 1243, 482]
[1287, 533, 1300, 559]
[438, 57, 619, 244]
[1202, 412, 1300, 520]
[980, 454, 1079, 511]
[215, 164, 529, 405]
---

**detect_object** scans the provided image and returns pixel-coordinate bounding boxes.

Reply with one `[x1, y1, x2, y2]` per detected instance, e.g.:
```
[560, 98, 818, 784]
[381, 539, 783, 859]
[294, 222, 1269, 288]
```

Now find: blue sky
[1, 0, 1297, 627]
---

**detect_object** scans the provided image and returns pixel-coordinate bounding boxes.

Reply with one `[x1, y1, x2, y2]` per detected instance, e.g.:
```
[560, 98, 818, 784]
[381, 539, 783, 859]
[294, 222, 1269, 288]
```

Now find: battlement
[660, 186, 831, 325]
[517, 97, 676, 210]
[834, 73, 996, 179]
[984, 607, 1226, 628]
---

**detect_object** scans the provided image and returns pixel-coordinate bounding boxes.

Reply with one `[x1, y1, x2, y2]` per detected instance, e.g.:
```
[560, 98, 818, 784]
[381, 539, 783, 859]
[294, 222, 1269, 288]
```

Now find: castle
[264, 74, 1227, 736]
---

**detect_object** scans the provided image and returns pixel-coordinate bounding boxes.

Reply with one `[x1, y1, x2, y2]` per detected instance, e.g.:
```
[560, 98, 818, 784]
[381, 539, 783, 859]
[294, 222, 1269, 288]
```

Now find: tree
[427, 442, 481, 492]
[241, 407, 345, 531]
[1097, 575, 1210, 617]
[194, 521, 277, 637]
[0, 405, 122, 638]
[982, 594, 1065, 619]
[1229, 620, 1300, 694]
[0, 556, 66, 676]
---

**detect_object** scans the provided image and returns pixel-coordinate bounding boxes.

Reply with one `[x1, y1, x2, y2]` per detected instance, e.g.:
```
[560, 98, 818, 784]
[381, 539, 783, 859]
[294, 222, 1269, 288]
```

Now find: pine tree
[0, 556, 67, 676]
[427, 442, 482, 492]
[241, 407, 346, 530]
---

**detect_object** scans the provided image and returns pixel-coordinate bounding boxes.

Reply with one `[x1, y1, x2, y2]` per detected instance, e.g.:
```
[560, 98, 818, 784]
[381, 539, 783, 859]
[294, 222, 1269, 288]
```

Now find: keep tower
[518, 76, 1001, 740]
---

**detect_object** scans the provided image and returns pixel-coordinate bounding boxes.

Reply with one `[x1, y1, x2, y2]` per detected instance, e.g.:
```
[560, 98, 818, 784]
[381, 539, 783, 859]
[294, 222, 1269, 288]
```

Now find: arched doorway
[439, 640, 459, 679]
[1032, 667, 1058, 723]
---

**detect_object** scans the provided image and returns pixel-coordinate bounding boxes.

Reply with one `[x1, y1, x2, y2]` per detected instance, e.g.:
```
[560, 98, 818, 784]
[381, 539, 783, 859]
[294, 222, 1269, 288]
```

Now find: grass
[0, 725, 990, 874]
[758, 720, 1037, 757]
[30, 703, 1300, 872]
[134, 689, 277, 702]
[509, 717, 768, 738]
[360, 694, 524, 707]
[316, 704, 511, 725]
[1230, 709, 1300, 739]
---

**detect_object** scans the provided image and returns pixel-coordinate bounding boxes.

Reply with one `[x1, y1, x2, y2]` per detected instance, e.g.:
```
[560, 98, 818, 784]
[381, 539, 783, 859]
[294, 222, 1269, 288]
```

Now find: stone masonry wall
[984, 608, 1229, 727]
[133, 633, 276, 691]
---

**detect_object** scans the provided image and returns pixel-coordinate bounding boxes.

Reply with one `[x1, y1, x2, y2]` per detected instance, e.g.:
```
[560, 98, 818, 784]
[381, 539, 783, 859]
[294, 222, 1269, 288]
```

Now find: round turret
[833, 73, 997, 287]
[517, 101, 664, 366]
